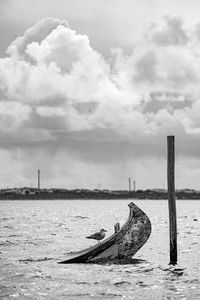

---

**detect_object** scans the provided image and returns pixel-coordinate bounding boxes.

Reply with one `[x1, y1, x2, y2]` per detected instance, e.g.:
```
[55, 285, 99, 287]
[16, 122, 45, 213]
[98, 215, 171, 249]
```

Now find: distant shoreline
[1, 187, 200, 200]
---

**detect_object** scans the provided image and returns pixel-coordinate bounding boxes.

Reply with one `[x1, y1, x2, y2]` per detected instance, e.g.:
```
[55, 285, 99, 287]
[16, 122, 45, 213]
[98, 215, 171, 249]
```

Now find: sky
[1, 0, 200, 190]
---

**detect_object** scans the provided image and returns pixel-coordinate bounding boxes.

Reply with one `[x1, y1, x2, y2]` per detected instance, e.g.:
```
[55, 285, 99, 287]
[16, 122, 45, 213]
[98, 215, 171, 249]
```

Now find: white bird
[86, 229, 107, 243]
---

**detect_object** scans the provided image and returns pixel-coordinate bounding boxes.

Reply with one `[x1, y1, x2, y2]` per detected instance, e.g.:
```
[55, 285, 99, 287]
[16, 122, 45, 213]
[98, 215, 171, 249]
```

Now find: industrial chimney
[128, 177, 131, 191]
[37, 169, 40, 189]
[133, 180, 136, 192]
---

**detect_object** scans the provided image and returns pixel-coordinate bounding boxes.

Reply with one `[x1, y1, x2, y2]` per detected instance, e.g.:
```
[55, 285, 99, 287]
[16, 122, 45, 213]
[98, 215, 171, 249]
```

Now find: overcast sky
[1, 0, 200, 190]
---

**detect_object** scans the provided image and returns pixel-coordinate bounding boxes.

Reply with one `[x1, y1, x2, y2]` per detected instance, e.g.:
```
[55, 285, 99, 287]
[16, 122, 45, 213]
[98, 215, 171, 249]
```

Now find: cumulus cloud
[7, 17, 69, 59]
[1, 16, 200, 164]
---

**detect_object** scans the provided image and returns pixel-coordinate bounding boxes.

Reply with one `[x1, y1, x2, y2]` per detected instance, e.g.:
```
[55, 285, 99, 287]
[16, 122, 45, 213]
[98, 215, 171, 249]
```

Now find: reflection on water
[0, 199, 200, 299]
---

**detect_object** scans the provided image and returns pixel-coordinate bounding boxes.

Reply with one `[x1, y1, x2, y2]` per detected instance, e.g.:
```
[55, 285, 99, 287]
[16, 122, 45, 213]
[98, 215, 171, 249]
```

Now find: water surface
[0, 200, 200, 299]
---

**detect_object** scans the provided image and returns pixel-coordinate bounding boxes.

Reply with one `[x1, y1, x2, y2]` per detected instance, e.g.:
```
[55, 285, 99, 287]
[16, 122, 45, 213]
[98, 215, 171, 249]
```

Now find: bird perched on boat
[86, 229, 107, 243]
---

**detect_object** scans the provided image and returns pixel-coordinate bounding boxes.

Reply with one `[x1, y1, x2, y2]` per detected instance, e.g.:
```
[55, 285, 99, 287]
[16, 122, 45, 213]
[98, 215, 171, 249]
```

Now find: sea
[0, 199, 200, 299]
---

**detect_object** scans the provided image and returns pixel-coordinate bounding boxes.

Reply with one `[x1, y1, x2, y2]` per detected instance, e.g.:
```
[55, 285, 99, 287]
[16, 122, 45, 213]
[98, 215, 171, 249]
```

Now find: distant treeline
[1, 188, 200, 200]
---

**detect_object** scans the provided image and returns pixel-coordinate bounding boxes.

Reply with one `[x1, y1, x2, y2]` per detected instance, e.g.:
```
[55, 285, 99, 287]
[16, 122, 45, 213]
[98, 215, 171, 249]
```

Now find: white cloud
[1, 17, 200, 142]
[1, 16, 200, 188]
[7, 17, 69, 59]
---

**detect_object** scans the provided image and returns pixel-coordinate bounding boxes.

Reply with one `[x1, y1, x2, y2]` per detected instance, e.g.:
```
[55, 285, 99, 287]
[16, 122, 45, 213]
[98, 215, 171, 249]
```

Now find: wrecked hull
[58, 202, 151, 264]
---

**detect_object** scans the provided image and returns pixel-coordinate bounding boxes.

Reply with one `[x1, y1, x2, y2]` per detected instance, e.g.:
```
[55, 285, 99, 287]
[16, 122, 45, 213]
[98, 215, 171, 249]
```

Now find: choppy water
[0, 200, 200, 299]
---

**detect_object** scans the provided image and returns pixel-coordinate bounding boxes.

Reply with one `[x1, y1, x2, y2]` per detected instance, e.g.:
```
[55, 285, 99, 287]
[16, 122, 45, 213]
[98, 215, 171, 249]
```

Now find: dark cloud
[144, 91, 192, 113]
[151, 16, 189, 46]
[134, 51, 157, 83]
[194, 23, 200, 41]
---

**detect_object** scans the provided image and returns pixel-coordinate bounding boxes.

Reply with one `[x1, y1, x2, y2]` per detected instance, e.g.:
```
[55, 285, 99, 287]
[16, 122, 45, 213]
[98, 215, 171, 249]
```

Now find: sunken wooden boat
[59, 202, 151, 264]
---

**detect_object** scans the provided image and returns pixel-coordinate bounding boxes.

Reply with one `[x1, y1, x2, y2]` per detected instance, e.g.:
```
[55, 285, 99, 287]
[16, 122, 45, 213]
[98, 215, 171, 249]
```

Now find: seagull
[86, 229, 107, 243]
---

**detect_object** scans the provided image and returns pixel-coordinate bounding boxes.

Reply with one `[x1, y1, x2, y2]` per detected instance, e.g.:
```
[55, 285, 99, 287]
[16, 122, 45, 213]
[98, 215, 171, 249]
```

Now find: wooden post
[167, 136, 177, 265]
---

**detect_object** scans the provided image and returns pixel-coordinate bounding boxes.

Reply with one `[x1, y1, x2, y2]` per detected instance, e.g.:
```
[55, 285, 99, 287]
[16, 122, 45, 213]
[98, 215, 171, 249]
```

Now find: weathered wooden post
[167, 136, 177, 265]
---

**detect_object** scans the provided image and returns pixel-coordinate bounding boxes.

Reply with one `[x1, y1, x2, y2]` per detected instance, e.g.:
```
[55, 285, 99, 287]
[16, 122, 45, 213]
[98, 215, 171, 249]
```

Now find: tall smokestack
[38, 169, 40, 189]
[128, 177, 131, 191]
[133, 180, 136, 192]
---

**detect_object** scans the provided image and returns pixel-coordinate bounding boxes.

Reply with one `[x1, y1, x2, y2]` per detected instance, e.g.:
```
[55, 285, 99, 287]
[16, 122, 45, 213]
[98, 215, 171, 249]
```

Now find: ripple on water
[3, 226, 13, 229]
[113, 281, 131, 286]
[0, 240, 16, 246]
[73, 216, 90, 220]
[19, 257, 53, 263]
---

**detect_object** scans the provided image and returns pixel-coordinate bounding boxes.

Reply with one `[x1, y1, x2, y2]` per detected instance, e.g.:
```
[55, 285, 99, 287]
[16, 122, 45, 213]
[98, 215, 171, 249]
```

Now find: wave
[19, 257, 53, 262]
[73, 216, 89, 220]
[0, 240, 16, 246]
